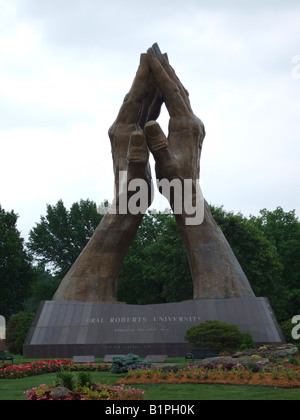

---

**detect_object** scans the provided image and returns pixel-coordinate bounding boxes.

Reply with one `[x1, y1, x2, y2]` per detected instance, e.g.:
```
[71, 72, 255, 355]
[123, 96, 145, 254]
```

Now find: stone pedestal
[23, 298, 285, 358]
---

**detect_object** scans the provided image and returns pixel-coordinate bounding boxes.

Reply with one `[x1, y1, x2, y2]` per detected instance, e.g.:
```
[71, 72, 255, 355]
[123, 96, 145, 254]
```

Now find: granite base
[23, 298, 285, 358]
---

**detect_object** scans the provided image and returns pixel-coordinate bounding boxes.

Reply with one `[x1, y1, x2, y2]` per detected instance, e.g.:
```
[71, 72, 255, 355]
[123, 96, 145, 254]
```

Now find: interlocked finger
[152, 44, 192, 114]
[147, 46, 191, 118]
[114, 54, 150, 126]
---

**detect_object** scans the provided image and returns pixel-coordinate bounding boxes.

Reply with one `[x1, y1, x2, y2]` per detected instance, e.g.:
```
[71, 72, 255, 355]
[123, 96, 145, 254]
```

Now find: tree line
[0, 199, 299, 323]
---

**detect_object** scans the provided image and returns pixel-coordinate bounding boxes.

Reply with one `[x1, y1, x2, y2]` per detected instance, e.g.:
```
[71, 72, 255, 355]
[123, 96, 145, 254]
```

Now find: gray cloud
[0, 98, 94, 131]
[13, 0, 300, 52]
[1, 0, 299, 240]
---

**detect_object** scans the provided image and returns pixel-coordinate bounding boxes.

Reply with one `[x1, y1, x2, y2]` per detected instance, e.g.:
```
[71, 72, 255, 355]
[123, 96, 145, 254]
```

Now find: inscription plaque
[24, 298, 284, 358]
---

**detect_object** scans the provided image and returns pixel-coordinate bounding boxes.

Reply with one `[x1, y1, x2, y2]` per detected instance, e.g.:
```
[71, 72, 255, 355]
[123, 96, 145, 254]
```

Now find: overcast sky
[1, 0, 300, 240]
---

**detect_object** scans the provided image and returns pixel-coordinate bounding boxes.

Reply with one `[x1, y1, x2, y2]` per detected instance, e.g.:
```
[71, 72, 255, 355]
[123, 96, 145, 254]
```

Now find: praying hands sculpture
[53, 44, 255, 302]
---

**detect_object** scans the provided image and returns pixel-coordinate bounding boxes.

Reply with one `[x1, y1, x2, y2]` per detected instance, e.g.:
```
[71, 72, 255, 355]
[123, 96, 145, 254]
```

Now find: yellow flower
[259, 345, 268, 350]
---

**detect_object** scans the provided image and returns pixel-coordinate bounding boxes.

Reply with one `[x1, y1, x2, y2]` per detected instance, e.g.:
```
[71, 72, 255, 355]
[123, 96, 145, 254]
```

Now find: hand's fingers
[152, 44, 192, 113]
[161, 62, 193, 114]
[147, 47, 190, 118]
[147, 89, 164, 122]
[127, 131, 149, 166]
[138, 65, 164, 128]
[115, 54, 150, 125]
[144, 121, 169, 163]
[138, 73, 159, 128]
[146, 53, 168, 122]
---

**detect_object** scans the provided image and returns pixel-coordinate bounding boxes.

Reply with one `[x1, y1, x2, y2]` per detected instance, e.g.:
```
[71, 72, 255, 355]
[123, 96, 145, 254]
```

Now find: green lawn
[1, 371, 300, 400]
[1, 356, 300, 400]
[140, 383, 300, 401]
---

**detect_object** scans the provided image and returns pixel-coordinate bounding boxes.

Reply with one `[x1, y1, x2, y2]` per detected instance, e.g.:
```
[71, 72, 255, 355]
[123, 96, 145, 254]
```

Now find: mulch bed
[118, 372, 300, 388]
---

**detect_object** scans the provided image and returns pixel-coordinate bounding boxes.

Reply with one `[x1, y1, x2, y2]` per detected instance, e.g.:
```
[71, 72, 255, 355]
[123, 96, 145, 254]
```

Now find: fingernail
[145, 121, 161, 137]
[131, 131, 145, 147]
[152, 43, 162, 57]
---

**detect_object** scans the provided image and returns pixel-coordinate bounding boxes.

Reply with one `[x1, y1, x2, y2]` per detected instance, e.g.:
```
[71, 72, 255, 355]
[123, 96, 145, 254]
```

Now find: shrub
[55, 371, 93, 391]
[6, 312, 34, 355]
[55, 371, 77, 391]
[0, 339, 6, 351]
[110, 353, 151, 374]
[281, 319, 300, 350]
[240, 332, 256, 351]
[184, 320, 247, 353]
[77, 371, 93, 388]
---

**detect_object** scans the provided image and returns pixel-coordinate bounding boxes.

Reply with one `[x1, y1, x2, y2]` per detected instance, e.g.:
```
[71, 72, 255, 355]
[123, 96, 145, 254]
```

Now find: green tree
[252, 207, 300, 320]
[118, 211, 193, 304]
[0, 206, 35, 319]
[147, 215, 193, 303]
[28, 199, 103, 277]
[210, 205, 286, 320]
[6, 312, 35, 355]
[23, 264, 60, 313]
[118, 211, 170, 304]
[280, 319, 300, 350]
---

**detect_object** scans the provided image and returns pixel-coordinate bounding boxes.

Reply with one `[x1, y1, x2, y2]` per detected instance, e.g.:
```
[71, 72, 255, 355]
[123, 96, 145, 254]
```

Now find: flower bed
[25, 383, 146, 400]
[0, 359, 111, 379]
[118, 360, 300, 388]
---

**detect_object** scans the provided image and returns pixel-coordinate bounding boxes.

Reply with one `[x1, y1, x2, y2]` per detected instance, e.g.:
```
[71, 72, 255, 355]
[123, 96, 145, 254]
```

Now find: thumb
[144, 121, 168, 163]
[127, 131, 149, 167]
